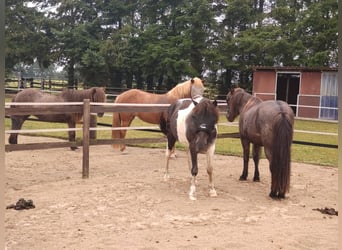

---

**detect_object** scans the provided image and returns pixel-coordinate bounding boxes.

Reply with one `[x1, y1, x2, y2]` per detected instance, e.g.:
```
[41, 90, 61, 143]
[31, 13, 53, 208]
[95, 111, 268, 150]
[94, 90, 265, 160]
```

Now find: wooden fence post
[82, 99, 90, 178]
[90, 115, 97, 139]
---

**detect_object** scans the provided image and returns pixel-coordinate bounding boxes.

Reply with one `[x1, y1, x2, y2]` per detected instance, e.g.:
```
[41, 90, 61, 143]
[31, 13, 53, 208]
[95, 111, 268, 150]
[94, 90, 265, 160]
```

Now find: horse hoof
[163, 174, 170, 181]
[8, 137, 17, 144]
[253, 177, 260, 182]
[189, 194, 197, 201]
[70, 147, 78, 151]
[269, 191, 280, 199]
[239, 176, 247, 181]
[278, 193, 285, 199]
[209, 189, 217, 197]
[189, 185, 196, 200]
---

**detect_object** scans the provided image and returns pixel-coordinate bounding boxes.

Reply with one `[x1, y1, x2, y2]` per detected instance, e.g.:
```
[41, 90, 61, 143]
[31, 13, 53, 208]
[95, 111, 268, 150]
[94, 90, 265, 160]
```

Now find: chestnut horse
[9, 87, 106, 150]
[112, 77, 205, 151]
[226, 88, 294, 199]
[160, 96, 219, 200]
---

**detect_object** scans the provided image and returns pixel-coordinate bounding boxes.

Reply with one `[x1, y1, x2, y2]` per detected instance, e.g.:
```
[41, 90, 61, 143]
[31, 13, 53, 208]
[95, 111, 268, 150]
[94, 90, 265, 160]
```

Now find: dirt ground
[5, 135, 338, 250]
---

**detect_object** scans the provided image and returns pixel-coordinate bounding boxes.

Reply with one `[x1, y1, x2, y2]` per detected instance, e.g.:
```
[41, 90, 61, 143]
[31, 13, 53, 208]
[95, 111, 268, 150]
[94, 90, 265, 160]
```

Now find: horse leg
[252, 144, 261, 182]
[164, 136, 176, 181]
[170, 147, 177, 158]
[118, 113, 135, 152]
[240, 138, 250, 180]
[206, 145, 217, 197]
[164, 147, 172, 181]
[189, 149, 198, 200]
[8, 115, 28, 144]
[264, 147, 278, 198]
[67, 120, 78, 150]
[186, 148, 192, 172]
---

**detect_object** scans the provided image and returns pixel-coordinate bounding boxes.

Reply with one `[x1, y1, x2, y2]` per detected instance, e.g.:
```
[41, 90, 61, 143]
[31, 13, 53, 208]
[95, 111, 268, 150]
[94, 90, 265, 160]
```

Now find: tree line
[5, 0, 338, 94]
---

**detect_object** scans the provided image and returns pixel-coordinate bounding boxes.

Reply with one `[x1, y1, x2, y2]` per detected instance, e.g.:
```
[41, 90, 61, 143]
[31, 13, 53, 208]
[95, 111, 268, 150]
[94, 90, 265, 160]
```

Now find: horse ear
[212, 99, 218, 106]
[191, 78, 194, 84]
[192, 100, 198, 106]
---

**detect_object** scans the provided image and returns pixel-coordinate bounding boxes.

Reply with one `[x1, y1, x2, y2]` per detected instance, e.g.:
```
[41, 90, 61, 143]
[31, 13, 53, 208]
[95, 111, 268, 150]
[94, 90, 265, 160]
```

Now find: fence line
[5, 100, 338, 178]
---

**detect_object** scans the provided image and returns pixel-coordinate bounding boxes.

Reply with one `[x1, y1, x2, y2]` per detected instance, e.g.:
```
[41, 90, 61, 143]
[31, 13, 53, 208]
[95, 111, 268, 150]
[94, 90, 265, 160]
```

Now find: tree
[5, 0, 54, 74]
[51, 0, 100, 87]
[5, 0, 338, 95]
[295, 0, 338, 66]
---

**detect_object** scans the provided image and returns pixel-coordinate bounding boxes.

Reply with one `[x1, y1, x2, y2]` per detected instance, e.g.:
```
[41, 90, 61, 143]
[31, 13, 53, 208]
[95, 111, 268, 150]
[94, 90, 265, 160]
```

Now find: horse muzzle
[226, 112, 234, 122]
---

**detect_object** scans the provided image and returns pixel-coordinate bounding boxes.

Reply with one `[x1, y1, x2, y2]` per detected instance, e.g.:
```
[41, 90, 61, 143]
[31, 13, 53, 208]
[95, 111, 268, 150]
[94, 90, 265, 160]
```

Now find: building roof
[253, 66, 337, 72]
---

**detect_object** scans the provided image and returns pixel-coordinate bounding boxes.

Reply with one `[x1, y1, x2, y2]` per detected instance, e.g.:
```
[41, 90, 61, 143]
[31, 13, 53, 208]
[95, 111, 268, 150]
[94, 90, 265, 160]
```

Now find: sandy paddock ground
[5, 135, 338, 250]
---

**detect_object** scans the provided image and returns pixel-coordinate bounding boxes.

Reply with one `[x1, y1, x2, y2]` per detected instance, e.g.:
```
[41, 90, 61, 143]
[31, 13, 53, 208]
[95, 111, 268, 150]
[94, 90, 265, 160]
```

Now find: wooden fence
[5, 100, 175, 178]
[5, 100, 337, 178]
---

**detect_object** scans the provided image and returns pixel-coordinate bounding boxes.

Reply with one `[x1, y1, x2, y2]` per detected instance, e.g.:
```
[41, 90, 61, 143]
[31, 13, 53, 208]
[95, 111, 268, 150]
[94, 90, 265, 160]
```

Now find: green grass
[5, 110, 338, 167]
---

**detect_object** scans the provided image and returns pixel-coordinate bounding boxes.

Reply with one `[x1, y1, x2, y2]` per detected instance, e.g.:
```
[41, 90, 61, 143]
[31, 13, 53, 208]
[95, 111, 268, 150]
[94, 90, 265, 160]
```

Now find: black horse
[8, 87, 106, 150]
[160, 96, 219, 200]
[226, 88, 294, 199]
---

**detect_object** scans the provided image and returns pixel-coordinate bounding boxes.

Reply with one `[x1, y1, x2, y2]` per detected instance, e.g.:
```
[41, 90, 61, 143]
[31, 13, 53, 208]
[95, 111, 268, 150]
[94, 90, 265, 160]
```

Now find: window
[320, 72, 338, 120]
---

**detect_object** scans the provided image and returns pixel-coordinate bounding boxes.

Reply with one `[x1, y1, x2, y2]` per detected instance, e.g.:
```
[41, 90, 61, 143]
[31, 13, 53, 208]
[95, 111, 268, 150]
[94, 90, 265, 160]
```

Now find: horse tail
[159, 113, 168, 135]
[112, 112, 122, 149]
[270, 112, 293, 197]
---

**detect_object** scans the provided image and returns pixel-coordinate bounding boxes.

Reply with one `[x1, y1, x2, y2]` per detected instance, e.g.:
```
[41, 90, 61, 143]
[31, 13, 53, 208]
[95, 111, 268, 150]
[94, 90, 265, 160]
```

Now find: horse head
[90, 87, 106, 117]
[226, 87, 244, 122]
[188, 98, 218, 153]
[190, 77, 205, 99]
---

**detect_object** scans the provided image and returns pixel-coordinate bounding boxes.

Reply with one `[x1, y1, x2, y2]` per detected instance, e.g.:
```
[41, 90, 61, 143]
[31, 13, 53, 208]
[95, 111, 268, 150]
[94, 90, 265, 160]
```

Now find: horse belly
[137, 112, 161, 124]
[240, 121, 263, 145]
[35, 114, 68, 122]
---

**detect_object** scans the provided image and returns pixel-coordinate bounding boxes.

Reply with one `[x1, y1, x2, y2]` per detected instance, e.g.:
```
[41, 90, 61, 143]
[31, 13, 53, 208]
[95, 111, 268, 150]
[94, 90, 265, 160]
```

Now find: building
[252, 66, 338, 120]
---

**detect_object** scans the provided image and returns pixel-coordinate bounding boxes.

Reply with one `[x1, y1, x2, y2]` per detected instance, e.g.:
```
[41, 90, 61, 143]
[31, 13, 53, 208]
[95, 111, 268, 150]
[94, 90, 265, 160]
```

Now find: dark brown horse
[226, 88, 294, 199]
[160, 96, 219, 200]
[9, 87, 106, 150]
[112, 77, 205, 151]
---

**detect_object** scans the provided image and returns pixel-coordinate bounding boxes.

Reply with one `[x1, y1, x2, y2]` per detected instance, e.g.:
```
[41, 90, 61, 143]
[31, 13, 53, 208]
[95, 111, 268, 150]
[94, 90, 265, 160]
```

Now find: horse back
[115, 89, 172, 104]
[240, 100, 294, 146]
[12, 88, 65, 103]
[12, 88, 43, 102]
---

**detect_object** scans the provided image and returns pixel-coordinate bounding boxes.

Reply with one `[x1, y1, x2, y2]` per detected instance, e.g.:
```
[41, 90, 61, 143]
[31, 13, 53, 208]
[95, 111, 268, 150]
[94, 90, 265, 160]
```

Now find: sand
[5, 135, 338, 249]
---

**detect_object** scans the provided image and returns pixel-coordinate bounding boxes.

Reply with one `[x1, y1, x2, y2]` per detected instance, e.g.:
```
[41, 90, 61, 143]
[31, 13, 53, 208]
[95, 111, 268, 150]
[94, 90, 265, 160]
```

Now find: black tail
[160, 102, 180, 135]
[159, 114, 168, 135]
[270, 113, 293, 198]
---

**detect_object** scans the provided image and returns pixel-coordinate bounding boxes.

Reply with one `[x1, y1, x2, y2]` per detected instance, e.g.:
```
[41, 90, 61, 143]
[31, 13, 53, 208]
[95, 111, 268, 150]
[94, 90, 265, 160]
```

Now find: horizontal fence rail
[5, 100, 338, 178]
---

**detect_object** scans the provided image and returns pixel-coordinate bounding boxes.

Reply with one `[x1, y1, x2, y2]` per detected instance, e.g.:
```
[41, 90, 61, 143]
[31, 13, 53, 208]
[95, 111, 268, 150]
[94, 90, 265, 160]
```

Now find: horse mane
[60, 87, 106, 122]
[167, 77, 204, 99]
[60, 87, 106, 102]
[232, 88, 261, 113]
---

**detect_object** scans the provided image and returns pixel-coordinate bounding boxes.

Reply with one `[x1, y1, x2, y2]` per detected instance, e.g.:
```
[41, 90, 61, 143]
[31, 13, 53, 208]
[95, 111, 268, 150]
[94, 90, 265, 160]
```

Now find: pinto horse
[112, 77, 205, 151]
[226, 88, 294, 199]
[8, 87, 106, 150]
[160, 96, 219, 200]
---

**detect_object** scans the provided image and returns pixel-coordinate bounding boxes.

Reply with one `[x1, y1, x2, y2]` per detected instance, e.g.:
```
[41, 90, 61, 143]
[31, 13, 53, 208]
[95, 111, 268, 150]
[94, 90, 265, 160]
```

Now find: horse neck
[61, 89, 92, 102]
[241, 94, 261, 113]
[167, 82, 190, 99]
